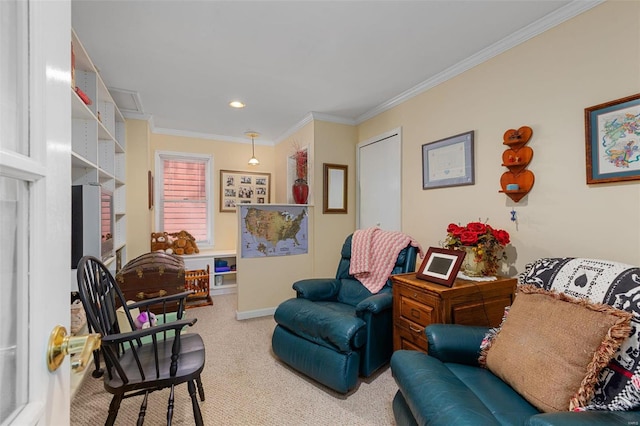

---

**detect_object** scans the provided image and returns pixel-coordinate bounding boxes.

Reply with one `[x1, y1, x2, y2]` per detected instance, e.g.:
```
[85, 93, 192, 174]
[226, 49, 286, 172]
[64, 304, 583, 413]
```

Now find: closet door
[357, 128, 402, 231]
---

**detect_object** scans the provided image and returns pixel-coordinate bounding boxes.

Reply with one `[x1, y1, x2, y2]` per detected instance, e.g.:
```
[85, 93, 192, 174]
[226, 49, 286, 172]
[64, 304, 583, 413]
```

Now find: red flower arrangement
[444, 221, 510, 276]
[289, 140, 309, 183]
[294, 149, 308, 183]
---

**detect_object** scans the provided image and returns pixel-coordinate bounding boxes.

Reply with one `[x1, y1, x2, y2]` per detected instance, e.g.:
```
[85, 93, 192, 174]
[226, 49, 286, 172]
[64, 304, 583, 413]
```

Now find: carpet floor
[71, 294, 398, 425]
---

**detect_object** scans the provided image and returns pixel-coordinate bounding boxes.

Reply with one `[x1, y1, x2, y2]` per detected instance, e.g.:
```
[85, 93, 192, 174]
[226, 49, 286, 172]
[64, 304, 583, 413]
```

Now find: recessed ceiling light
[229, 101, 246, 108]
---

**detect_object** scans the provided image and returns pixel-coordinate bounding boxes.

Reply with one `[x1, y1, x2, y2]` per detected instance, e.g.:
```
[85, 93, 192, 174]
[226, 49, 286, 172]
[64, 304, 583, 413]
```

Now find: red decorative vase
[292, 179, 309, 204]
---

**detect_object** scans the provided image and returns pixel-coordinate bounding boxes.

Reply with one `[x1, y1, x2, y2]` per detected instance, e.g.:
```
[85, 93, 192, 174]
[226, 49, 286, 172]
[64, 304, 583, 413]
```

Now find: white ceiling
[71, 0, 600, 145]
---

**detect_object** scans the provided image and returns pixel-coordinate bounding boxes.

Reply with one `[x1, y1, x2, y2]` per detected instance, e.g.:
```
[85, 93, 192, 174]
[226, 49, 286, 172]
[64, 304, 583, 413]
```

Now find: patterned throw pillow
[478, 305, 509, 367]
[519, 257, 640, 411]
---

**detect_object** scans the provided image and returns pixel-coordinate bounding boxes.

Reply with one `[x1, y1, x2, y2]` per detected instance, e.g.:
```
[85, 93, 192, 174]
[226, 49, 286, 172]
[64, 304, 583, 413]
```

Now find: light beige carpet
[71, 294, 398, 425]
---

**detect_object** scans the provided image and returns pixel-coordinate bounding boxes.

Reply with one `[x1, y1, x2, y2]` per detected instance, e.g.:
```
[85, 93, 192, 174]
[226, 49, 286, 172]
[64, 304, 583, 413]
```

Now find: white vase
[461, 246, 485, 277]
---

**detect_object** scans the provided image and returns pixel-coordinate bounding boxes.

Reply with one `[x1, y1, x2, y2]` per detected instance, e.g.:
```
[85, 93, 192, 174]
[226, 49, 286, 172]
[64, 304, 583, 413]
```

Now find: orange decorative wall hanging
[499, 126, 534, 202]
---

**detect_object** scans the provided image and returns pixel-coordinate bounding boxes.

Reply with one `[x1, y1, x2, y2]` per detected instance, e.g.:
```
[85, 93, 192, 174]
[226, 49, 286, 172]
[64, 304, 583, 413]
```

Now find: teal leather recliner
[272, 234, 417, 393]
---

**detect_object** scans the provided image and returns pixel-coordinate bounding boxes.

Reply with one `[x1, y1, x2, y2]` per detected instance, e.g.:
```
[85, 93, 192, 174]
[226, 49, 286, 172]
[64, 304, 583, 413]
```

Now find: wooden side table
[391, 273, 516, 352]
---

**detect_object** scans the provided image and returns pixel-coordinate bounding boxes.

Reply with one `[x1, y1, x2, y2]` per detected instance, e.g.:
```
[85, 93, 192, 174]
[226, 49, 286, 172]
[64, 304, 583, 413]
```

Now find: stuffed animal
[134, 311, 157, 329]
[151, 231, 173, 253]
[169, 230, 199, 255]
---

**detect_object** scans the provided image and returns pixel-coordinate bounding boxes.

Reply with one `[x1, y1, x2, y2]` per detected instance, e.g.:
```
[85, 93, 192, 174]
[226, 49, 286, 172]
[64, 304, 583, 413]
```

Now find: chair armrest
[101, 318, 197, 345]
[293, 278, 340, 301]
[529, 411, 640, 425]
[356, 292, 393, 314]
[126, 290, 194, 311]
[426, 324, 490, 365]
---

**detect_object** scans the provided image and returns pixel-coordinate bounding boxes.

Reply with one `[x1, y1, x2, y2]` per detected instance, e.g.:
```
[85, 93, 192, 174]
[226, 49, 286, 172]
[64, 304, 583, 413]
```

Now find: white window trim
[154, 150, 214, 247]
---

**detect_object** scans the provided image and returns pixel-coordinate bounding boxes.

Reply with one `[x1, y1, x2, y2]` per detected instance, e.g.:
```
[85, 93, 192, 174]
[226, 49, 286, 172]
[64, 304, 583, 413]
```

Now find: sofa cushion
[483, 285, 632, 413]
[273, 298, 366, 352]
[391, 350, 539, 425]
[520, 257, 640, 411]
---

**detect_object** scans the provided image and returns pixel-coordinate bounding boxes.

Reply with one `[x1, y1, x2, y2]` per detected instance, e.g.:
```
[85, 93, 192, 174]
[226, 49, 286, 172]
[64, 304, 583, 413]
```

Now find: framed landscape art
[220, 170, 271, 212]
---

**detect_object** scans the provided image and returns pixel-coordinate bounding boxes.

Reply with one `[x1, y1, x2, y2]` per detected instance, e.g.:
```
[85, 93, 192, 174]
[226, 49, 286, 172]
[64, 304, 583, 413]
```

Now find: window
[155, 151, 212, 245]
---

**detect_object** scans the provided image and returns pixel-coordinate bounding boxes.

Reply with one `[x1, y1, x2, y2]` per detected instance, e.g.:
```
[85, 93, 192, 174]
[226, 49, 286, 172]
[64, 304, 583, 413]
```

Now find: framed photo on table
[585, 93, 640, 184]
[416, 247, 466, 287]
[422, 131, 474, 189]
[220, 170, 271, 212]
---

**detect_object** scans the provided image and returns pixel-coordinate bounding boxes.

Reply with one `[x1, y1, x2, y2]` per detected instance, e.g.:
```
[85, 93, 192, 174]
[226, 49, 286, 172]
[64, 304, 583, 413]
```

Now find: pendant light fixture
[246, 131, 260, 166]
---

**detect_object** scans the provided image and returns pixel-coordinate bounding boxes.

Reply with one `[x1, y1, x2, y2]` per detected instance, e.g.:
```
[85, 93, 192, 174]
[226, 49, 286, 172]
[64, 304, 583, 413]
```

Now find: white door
[0, 1, 71, 424]
[357, 128, 402, 231]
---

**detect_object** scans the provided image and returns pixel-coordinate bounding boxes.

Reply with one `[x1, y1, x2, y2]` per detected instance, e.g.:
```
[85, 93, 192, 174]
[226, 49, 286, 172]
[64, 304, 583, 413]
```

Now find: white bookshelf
[71, 28, 127, 286]
[181, 249, 237, 296]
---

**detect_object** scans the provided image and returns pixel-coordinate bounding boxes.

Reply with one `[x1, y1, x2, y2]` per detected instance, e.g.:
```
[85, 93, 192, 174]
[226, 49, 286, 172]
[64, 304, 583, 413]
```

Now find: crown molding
[275, 112, 357, 144]
[126, 113, 274, 144]
[153, 127, 271, 145]
[356, 0, 604, 124]
[309, 112, 357, 126]
[124, 0, 603, 145]
[275, 113, 314, 144]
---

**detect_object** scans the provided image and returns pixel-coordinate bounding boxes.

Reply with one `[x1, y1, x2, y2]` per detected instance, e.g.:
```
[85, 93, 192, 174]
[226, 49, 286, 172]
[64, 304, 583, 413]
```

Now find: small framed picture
[585, 93, 640, 184]
[416, 247, 466, 287]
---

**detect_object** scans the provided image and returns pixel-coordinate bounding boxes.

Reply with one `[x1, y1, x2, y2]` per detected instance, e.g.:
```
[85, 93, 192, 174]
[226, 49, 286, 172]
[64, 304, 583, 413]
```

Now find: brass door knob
[47, 325, 101, 372]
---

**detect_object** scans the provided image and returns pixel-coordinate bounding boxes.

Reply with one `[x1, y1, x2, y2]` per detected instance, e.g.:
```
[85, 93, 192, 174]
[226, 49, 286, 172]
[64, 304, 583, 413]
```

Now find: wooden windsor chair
[76, 255, 206, 425]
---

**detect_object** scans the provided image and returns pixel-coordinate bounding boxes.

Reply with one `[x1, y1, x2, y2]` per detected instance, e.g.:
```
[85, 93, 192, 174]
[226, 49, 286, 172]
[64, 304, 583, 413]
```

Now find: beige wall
[274, 122, 314, 204]
[312, 120, 358, 276]
[126, 125, 277, 256]
[126, 1, 640, 316]
[124, 121, 325, 317]
[125, 119, 152, 260]
[238, 123, 314, 315]
[238, 121, 358, 316]
[358, 0, 640, 272]
[149, 132, 276, 251]
[272, 120, 358, 277]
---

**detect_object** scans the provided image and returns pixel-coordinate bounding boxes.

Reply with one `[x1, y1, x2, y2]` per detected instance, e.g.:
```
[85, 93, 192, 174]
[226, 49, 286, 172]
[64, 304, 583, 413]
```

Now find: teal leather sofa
[391, 257, 640, 425]
[272, 234, 417, 393]
[392, 324, 640, 425]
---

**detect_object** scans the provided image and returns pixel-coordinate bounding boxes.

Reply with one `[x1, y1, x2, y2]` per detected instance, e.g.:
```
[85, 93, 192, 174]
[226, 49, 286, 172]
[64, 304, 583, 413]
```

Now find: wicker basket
[70, 299, 87, 335]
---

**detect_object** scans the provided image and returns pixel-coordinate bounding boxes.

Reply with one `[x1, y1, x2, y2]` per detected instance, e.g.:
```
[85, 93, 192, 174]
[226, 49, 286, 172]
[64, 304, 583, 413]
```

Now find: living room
[2, 0, 639, 424]
[118, 0, 639, 308]
[87, 2, 640, 421]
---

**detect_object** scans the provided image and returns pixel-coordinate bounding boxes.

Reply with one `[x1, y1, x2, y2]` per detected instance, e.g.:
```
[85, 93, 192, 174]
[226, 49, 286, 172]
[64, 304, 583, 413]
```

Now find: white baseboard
[210, 285, 237, 296]
[236, 306, 276, 320]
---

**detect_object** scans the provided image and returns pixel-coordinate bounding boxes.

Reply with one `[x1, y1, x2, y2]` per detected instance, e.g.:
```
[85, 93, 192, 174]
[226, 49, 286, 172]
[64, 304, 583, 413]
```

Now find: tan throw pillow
[484, 285, 632, 413]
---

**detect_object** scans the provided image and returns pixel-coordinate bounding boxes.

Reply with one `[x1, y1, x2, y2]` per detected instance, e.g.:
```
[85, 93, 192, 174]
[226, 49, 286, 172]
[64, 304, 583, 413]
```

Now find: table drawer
[394, 325, 428, 352]
[398, 291, 434, 327]
[396, 281, 439, 306]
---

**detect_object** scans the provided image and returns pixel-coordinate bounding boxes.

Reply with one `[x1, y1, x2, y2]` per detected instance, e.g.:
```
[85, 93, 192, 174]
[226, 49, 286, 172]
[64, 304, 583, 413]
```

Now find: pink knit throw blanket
[349, 227, 423, 294]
